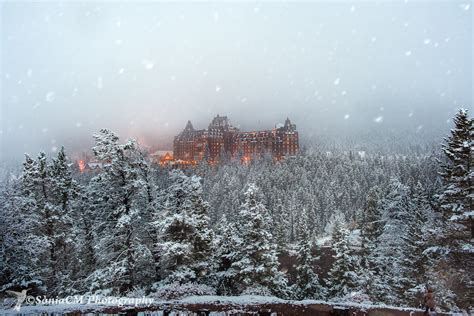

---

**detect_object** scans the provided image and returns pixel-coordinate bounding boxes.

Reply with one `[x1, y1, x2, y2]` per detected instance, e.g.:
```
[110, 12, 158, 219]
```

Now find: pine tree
[274, 199, 290, 254]
[373, 178, 420, 305]
[35, 151, 59, 293]
[88, 129, 153, 294]
[155, 170, 213, 285]
[358, 187, 384, 299]
[438, 108, 473, 243]
[72, 183, 97, 292]
[359, 187, 383, 256]
[47, 147, 79, 294]
[325, 221, 359, 300]
[8, 151, 77, 295]
[0, 158, 48, 293]
[188, 174, 214, 281]
[405, 182, 433, 293]
[294, 209, 323, 300]
[231, 184, 288, 297]
[214, 214, 240, 295]
[435, 109, 473, 310]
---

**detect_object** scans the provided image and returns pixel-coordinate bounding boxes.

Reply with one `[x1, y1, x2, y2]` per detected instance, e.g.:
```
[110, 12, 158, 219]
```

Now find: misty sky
[0, 1, 472, 160]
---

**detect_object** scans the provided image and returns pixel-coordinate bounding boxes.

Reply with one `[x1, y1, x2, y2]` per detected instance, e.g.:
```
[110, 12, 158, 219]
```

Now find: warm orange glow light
[78, 160, 86, 173]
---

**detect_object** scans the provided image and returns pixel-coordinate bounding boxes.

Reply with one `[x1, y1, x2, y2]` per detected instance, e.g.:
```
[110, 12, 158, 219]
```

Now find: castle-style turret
[282, 117, 296, 132]
[184, 120, 194, 132]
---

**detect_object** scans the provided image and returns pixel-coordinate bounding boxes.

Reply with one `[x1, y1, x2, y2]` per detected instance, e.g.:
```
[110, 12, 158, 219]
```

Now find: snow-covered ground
[2, 295, 462, 315]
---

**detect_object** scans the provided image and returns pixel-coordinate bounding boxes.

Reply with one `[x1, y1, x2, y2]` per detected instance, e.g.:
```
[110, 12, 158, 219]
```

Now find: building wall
[173, 116, 299, 163]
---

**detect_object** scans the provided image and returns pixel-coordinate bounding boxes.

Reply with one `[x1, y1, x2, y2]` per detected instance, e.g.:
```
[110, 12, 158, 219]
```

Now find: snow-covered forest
[0, 109, 472, 312]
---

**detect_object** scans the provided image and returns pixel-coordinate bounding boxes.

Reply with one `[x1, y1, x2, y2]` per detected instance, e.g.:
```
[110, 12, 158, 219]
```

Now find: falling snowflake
[142, 60, 154, 70]
[460, 3, 470, 10]
[51, 146, 58, 153]
[241, 97, 247, 103]
[334, 78, 340, 85]
[374, 116, 383, 123]
[215, 86, 221, 92]
[75, 122, 82, 128]
[423, 39, 431, 45]
[45, 91, 55, 102]
[408, 112, 414, 118]
[97, 77, 103, 89]
[405, 50, 412, 56]
[341, 90, 347, 96]
[27, 69, 33, 77]
[42, 128, 48, 133]
[118, 68, 125, 74]
[350, 5, 355, 12]
[344, 114, 350, 120]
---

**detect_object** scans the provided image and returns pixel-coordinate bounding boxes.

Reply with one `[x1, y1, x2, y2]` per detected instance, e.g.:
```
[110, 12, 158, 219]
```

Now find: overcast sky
[0, 1, 472, 160]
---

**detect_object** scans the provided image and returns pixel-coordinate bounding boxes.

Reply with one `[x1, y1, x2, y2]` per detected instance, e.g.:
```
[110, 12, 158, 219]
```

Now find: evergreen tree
[274, 199, 290, 254]
[155, 171, 213, 285]
[47, 147, 79, 294]
[5, 151, 78, 295]
[358, 187, 384, 299]
[294, 209, 323, 300]
[214, 214, 240, 295]
[0, 157, 48, 293]
[72, 183, 97, 292]
[35, 151, 59, 293]
[232, 184, 288, 296]
[88, 129, 153, 294]
[325, 221, 359, 300]
[438, 108, 473, 243]
[434, 109, 473, 310]
[373, 178, 420, 305]
[359, 187, 383, 256]
[403, 182, 433, 304]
